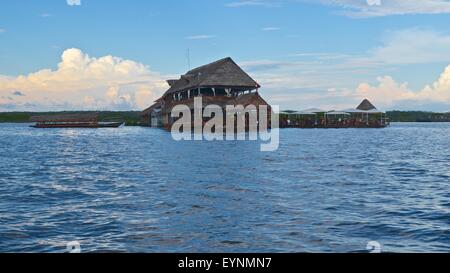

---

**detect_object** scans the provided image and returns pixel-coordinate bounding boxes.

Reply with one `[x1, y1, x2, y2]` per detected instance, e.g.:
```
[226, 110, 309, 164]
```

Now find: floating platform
[280, 124, 389, 129]
[31, 122, 124, 128]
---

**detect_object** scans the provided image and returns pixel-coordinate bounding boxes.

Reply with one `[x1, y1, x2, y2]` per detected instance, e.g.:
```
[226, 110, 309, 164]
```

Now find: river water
[0, 123, 448, 252]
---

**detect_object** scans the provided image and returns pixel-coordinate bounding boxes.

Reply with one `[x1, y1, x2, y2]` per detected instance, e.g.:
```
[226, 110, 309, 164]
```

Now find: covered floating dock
[280, 99, 389, 128]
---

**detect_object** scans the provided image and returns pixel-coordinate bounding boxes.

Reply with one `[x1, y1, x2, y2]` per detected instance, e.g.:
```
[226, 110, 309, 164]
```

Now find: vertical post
[187, 48, 191, 70]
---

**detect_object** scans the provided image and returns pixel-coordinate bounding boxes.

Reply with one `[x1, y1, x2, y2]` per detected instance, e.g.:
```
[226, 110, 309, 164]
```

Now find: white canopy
[326, 111, 350, 116]
[341, 108, 384, 114]
[282, 107, 385, 116]
[293, 111, 317, 115]
[280, 111, 295, 115]
[281, 110, 318, 115]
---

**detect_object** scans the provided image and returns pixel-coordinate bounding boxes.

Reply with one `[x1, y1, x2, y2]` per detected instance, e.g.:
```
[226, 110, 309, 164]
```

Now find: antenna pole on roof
[186, 48, 191, 71]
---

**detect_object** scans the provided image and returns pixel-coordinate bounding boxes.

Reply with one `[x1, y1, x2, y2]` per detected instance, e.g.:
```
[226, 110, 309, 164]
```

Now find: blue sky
[2, 0, 450, 111]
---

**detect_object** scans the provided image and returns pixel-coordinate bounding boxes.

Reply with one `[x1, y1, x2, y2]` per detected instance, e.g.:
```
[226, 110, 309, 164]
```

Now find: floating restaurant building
[140, 57, 271, 129]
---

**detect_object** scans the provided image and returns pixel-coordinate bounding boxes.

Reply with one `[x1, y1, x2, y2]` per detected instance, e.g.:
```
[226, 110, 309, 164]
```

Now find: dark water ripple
[0, 123, 449, 252]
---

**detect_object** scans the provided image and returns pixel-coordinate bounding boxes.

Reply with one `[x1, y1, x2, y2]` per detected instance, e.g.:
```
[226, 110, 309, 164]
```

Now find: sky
[1, 0, 450, 112]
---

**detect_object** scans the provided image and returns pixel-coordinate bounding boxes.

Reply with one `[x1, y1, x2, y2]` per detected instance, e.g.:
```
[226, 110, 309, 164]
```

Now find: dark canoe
[31, 122, 124, 128]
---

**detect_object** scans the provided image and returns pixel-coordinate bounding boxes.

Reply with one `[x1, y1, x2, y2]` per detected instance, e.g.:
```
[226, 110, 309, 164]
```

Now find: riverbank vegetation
[0, 111, 450, 124]
[386, 111, 450, 122]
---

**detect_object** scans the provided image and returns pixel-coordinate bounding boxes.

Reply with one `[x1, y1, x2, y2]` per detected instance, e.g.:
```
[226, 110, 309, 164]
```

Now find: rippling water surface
[0, 123, 448, 253]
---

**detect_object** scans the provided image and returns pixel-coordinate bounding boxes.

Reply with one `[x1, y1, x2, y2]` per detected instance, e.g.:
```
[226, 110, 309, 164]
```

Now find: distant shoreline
[0, 110, 449, 123]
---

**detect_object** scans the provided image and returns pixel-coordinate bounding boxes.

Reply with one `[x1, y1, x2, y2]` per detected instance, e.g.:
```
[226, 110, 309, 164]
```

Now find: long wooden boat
[30, 113, 124, 128]
[31, 122, 124, 128]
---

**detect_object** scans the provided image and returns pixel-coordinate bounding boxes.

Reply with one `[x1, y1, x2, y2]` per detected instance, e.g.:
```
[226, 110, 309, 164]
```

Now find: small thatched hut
[356, 99, 377, 111]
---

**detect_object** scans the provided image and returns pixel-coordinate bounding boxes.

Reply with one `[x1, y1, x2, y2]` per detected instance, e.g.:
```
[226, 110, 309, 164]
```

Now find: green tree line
[1, 110, 450, 124]
[0, 111, 142, 126]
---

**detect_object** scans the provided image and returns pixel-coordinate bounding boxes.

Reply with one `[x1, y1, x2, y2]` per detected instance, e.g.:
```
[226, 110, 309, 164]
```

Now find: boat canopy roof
[341, 108, 384, 114]
[281, 108, 385, 116]
[280, 111, 316, 115]
[299, 108, 327, 114]
[30, 113, 99, 123]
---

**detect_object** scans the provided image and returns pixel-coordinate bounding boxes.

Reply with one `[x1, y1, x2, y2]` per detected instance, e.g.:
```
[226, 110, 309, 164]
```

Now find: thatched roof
[230, 92, 269, 107]
[357, 99, 377, 111]
[141, 102, 162, 116]
[163, 57, 260, 97]
[30, 113, 99, 122]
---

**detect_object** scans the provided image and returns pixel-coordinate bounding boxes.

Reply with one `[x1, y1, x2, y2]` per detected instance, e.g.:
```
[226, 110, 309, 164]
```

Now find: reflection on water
[0, 123, 448, 252]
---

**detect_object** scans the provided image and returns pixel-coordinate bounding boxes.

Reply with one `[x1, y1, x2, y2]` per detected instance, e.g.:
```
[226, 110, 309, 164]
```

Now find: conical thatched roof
[230, 92, 270, 108]
[356, 99, 377, 111]
[162, 57, 260, 97]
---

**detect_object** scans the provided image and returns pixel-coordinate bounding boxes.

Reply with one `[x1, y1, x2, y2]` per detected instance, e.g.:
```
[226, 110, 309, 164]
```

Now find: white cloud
[421, 65, 450, 101]
[0, 28, 5, 33]
[352, 29, 450, 65]
[66, 0, 81, 6]
[262, 27, 280, 31]
[243, 29, 450, 87]
[226, 0, 281, 8]
[227, 0, 450, 16]
[186, 35, 216, 40]
[316, 0, 450, 17]
[237, 28, 450, 110]
[366, 0, 382, 7]
[354, 65, 450, 109]
[0, 48, 167, 111]
[355, 76, 417, 106]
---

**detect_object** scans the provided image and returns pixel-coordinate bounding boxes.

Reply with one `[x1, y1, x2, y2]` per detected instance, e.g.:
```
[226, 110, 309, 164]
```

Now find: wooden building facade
[140, 57, 272, 129]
